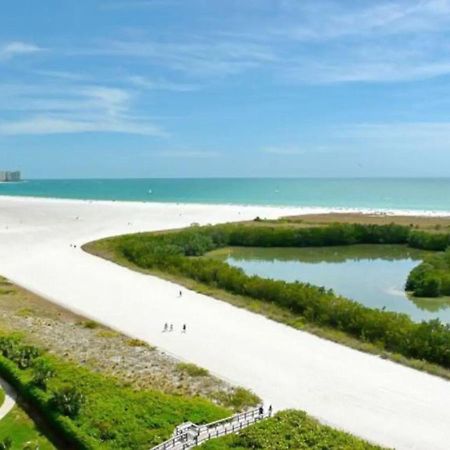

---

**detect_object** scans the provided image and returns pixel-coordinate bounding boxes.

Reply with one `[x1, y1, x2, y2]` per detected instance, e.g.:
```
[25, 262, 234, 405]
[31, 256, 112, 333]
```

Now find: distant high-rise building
[0, 171, 21, 182]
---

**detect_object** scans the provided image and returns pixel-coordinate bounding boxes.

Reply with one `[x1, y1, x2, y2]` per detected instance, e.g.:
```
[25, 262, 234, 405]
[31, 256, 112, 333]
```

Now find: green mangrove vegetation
[87, 222, 450, 370]
[200, 410, 384, 450]
[406, 248, 450, 297]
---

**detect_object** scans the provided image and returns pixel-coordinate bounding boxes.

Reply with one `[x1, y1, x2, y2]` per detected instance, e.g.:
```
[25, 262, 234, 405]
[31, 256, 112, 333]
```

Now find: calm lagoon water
[210, 245, 450, 323]
[1, 178, 450, 212]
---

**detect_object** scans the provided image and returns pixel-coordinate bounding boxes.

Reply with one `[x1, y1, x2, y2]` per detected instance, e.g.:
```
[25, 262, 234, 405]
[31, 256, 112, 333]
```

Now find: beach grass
[176, 362, 209, 377]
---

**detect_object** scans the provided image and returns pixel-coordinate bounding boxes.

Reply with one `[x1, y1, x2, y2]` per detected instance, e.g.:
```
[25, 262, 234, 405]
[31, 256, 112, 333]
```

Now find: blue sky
[1, 0, 450, 178]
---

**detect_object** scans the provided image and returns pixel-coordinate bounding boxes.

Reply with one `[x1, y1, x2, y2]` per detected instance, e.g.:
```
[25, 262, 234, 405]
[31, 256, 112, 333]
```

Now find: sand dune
[0, 196, 449, 450]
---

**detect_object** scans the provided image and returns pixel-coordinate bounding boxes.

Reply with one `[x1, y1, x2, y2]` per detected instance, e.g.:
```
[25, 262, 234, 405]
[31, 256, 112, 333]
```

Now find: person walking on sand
[163, 323, 168, 332]
[179, 290, 183, 297]
[182, 324, 186, 333]
[169, 324, 174, 332]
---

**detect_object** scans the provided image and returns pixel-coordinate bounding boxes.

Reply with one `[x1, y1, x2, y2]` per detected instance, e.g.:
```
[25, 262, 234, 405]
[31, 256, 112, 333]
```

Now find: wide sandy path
[0, 196, 449, 450]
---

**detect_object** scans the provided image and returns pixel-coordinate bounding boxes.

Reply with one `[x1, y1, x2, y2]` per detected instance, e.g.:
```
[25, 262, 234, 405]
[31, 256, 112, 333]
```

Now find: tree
[415, 275, 442, 297]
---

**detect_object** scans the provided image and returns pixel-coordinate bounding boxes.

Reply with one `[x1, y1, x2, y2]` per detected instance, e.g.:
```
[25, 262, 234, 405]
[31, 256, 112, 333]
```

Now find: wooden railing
[150, 405, 271, 450]
[150, 432, 191, 450]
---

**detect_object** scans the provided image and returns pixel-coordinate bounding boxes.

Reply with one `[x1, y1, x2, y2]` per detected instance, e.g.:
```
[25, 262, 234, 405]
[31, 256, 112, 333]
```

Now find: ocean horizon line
[1, 178, 449, 213]
[17, 175, 450, 181]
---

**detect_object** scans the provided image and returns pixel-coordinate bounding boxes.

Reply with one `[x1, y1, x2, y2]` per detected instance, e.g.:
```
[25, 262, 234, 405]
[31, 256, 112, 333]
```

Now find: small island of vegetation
[406, 248, 450, 297]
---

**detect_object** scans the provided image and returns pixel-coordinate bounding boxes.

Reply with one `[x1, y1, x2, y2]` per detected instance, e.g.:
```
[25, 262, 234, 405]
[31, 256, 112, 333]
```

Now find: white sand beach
[0, 195, 449, 450]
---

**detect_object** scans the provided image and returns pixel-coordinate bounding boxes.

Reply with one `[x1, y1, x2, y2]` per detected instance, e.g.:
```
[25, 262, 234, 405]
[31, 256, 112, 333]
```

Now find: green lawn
[0, 406, 55, 450]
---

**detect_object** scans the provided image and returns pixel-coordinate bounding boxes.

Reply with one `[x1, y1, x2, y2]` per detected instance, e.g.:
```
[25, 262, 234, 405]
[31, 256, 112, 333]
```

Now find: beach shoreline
[0, 193, 449, 218]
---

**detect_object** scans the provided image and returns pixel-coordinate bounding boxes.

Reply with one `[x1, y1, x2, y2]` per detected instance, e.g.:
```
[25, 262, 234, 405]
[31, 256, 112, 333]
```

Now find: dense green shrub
[408, 231, 450, 251]
[111, 223, 450, 368]
[406, 248, 450, 297]
[31, 357, 55, 390]
[0, 335, 41, 369]
[200, 410, 383, 449]
[51, 386, 84, 418]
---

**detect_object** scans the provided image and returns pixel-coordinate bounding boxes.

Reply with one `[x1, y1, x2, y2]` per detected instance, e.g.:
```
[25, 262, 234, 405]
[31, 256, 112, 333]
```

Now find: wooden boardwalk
[151, 405, 271, 450]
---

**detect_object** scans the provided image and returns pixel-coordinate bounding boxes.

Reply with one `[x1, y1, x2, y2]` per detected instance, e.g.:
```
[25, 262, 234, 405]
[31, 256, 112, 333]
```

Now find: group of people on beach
[161, 290, 187, 332]
[258, 404, 273, 417]
[163, 323, 187, 333]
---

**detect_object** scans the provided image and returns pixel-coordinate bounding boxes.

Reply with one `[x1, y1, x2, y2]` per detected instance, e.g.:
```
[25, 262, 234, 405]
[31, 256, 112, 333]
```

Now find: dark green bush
[51, 385, 84, 418]
[201, 410, 383, 450]
[31, 357, 55, 390]
[406, 248, 450, 297]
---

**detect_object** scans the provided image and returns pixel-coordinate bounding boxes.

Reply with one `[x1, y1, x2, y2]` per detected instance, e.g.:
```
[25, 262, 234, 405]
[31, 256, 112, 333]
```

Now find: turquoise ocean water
[0, 178, 449, 212]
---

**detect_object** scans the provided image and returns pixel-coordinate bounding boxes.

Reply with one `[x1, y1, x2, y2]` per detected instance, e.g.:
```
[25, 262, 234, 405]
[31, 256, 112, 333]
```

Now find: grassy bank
[84, 217, 450, 379]
[0, 333, 230, 449]
[200, 410, 385, 450]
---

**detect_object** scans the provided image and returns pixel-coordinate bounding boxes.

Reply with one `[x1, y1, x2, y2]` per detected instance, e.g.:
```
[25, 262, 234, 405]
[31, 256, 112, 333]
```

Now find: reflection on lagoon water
[208, 245, 450, 323]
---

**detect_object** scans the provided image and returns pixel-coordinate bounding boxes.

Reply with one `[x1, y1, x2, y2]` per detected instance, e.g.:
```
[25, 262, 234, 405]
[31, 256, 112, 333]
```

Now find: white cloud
[285, 59, 450, 84]
[91, 38, 276, 77]
[35, 70, 89, 81]
[97, 1, 450, 84]
[275, 0, 450, 83]
[0, 41, 43, 61]
[335, 122, 450, 150]
[0, 83, 166, 136]
[272, 0, 450, 41]
[263, 146, 307, 155]
[0, 115, 165, 136]
[128, 75, 199, 91]
[158, 150, 220, 158]
[81, 86, 131, 116]
[102, 0, 179, 9]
